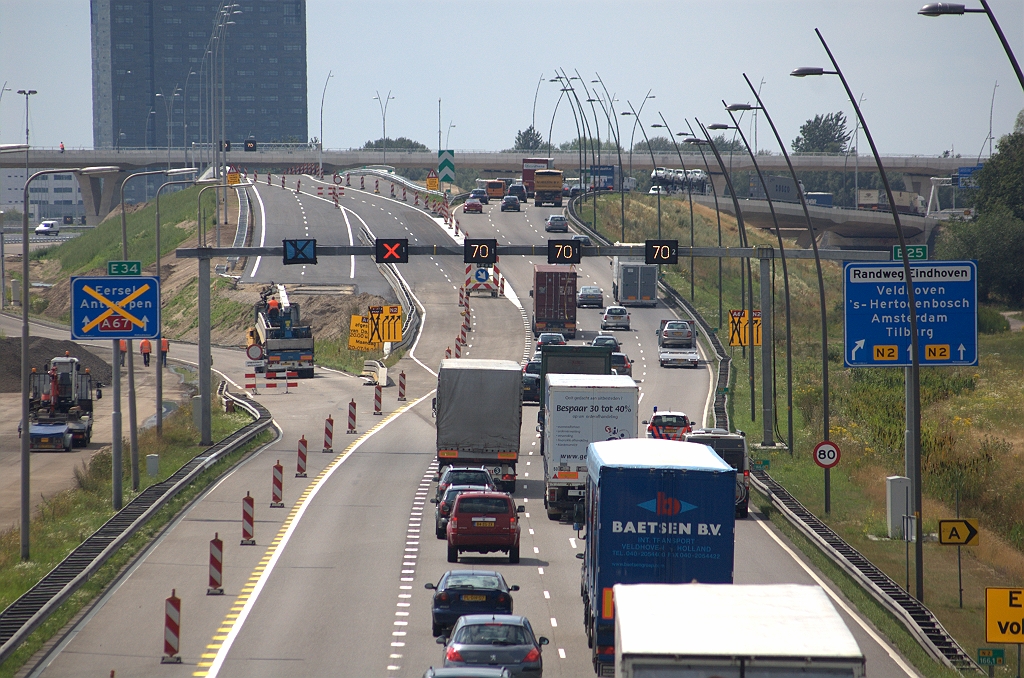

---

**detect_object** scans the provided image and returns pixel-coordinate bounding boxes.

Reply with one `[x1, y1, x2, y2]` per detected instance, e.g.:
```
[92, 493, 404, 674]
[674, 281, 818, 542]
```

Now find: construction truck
[246, 283, 315, 379]
[20, 353, 99, 452]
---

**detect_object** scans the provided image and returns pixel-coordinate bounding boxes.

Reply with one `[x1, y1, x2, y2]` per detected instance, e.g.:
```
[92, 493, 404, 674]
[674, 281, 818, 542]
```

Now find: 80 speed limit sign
[813, 441, 841, 469]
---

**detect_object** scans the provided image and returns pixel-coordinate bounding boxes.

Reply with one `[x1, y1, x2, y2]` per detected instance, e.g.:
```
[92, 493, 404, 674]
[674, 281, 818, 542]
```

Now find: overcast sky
[1, 0, 1021, 158]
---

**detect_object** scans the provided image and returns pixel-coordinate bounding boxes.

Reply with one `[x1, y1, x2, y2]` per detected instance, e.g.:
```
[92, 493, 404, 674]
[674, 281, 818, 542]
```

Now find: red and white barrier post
[374, 383, 383, 416]
[360, 175, 365, 190]
[271, 461, 285, 507]
[296, 436, 308, 477]
[374, 178, 379, 194]
[323, 416, 334, 452]
[390, 183, 395, 198]
[296, 179, 301, 194]
[454, 341, 462, 359]
[458, 287, 464, 307]
[397, 371, 406, 401]
[281, 175, 286, 190]
[454, 219, 460, 236]
[403, 186, 407, 201]
[346, 173, 351, 186]
[208, 533, 224, 595]
[414, 193, 420, 206]
[241, 492, 256, 545]
[267, 172, 272, 186]
[162, 589, 182, 663]
[347, 399, 357, 434]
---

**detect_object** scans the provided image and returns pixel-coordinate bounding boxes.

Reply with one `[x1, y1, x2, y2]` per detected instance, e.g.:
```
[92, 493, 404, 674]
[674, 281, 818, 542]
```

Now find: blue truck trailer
[577, 438, 736, 675]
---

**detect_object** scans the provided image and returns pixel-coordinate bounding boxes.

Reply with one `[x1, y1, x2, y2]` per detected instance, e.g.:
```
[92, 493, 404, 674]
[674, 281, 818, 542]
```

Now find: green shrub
[978, 306, 1010, 333]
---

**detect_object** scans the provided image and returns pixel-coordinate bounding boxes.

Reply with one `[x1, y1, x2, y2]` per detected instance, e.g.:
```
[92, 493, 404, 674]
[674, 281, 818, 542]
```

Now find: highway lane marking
[194, 392, 436, 677]
[559, 648, 566, 659]
[751, 513, 918, 677]
[248, 183, 269, 278]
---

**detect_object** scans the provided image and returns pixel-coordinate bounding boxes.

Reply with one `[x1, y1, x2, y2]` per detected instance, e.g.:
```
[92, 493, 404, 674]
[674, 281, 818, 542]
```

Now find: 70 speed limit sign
[813, 441, 841, 469]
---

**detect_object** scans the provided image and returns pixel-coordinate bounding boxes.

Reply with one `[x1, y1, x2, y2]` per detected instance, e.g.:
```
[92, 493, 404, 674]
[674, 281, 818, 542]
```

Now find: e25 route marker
[71, 276, 161, 340]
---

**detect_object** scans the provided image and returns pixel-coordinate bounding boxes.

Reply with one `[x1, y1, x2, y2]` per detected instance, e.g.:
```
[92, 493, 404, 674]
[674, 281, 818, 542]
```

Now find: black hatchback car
[469, 188, 490, 204]
[425, 570, 519, 637]
[500, 195, 521, 212]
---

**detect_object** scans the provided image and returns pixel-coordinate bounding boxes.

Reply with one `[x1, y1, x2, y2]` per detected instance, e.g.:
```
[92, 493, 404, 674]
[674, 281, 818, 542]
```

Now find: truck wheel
[432, 622, 442, 637]
[547, 506, 561, 521]
[736, 503, 749, 519]
[436, 525, 446, 539]
[447, 544, 458, 563]
[504, 480, 516, 494]
[300, 368, 314, 379]
[508, 545, 520, 563]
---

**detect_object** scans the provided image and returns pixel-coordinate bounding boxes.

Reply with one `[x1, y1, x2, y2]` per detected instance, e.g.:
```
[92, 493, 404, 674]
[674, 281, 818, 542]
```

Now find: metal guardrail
[751, 470, 981, 673]
[0, 383, 274, 664]
[566, 194, 979, 672]
[226, 186, 251, 269]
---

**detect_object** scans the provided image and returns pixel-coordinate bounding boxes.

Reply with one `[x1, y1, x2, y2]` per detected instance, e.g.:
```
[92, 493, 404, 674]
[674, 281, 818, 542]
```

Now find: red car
[463, 198, 483, 214]
[446, 491, 524, 564]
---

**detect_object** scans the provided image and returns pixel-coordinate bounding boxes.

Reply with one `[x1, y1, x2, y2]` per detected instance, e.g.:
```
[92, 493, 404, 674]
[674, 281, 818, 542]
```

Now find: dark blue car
[425, 570, 519, 637]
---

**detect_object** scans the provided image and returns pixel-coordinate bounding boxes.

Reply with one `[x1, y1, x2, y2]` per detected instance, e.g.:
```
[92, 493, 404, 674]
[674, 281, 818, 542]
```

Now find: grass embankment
[0, 401, 273, 677]
[581, 192, 1024, 676]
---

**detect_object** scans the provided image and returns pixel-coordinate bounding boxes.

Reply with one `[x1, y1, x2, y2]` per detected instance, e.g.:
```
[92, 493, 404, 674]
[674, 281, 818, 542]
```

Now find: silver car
[544, 215, 568, 232]
[600, 306, 630, 331]
[438, 614, 548, 676]
[576, 285, 603, 308]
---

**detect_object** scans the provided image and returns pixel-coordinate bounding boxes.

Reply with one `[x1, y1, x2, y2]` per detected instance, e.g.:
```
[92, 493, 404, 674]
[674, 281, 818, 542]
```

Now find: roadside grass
[585, 192, 1024, 676]
[0, 400, 272, 677]
[315, 339, 404, 375]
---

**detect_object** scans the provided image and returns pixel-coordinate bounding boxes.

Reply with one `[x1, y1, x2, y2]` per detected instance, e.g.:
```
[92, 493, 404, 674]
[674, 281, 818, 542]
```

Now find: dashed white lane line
[558, 648, 567, 659]
[550, 618, 558, 628]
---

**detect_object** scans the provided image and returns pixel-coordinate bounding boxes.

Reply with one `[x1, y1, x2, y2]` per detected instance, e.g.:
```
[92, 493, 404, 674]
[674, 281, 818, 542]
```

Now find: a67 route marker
[813, 440, 841, 469]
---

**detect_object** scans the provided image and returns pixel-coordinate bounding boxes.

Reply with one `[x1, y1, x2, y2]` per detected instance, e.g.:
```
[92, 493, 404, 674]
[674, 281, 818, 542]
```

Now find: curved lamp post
[626, 91, 655, 183]
[919, 2, 1024, 92]
[651, 116, 696, 300]
[682, 126, 726, 329]
[319, 71, 333, 178]
[622, 104, 660, 238]
[592, 74, 626, 241]
[373, 90, 394, 165]
[793, 28, 924, 601]
[712, 107, 794, 454]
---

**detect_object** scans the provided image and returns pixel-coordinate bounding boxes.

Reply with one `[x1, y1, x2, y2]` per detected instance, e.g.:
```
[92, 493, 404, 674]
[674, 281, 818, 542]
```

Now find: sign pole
[957, 486, 963, 609]
[112, 340, 122, 509]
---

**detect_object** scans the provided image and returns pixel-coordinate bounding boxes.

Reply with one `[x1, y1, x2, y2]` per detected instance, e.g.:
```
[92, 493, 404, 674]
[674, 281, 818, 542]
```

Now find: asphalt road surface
[25, 178, 920, 678]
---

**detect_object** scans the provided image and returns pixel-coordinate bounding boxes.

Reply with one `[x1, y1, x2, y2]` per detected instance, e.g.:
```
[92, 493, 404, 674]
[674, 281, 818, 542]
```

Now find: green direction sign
[892, 245, 928, 261]
[108, 260, 142, 276]
[751, 458, 771, 471]
[438, 150, 456, 183]
[977, 648, 1004, 666]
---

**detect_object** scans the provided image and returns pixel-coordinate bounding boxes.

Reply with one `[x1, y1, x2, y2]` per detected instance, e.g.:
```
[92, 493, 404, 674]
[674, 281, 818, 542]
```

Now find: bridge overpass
[3, 146, 968, 225]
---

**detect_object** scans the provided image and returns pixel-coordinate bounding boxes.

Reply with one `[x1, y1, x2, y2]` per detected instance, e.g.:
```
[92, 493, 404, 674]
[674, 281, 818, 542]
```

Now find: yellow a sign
[727, 309, 761, 347]
[348, 315, 382, 352]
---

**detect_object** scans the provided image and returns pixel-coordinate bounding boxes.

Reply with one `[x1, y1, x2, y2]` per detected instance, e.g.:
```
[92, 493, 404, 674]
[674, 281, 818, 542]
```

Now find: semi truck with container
[531, 264, 577, 338]
[433, 359, 523, 493]
[542, 374, 638, 521]
[522, 157, 554, 198]
[245, 284, 315, 378]
[534, 168, 564, 207]
[612, 256, 658, 306]
[613, 584, 865, 678]
[578, 438, 736, 675]
[858, 188, 926, 215]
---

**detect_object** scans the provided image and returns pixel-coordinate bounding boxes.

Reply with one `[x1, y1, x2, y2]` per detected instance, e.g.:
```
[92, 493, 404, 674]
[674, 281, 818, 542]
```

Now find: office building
[91, 0, 308, 151]
[2, 169, 85, 222]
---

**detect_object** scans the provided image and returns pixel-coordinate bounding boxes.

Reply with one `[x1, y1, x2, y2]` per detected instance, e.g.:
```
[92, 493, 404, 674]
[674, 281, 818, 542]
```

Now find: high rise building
[91, 0, 307, 151]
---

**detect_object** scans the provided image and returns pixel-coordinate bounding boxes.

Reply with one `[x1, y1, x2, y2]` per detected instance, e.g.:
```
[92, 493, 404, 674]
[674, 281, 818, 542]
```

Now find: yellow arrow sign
[939, 519, 979, 546]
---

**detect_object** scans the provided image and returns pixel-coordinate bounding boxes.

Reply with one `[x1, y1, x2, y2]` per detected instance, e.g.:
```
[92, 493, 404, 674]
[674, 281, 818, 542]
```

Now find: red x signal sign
[375, 238, 409, 263]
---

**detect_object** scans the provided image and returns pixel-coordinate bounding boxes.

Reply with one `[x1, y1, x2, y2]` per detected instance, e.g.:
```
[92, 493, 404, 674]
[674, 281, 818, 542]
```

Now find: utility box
[11, 278, 21, 305]
[886, 476, 912, 539]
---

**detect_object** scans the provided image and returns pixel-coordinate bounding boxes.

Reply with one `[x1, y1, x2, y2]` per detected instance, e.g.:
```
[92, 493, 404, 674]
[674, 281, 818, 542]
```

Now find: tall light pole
[593, 74, 626, 241]
[919, 2, 1024, 92]
[446, 122, 456, 149]
[621, 103, 660, 238]
[17, 90, 36, 221]
[551, 73, 585, 198]
[182, 70, 197, 166]
[112, 72, 131, 150]
[652, 115, 696, 299]
[714, 105, 795, 454]
[792, 29, 925, 602]
[532, 73, 544, 130]
[319, 70, 333, 178]
[546, 85, 566, 156]
[373, 90, 394, 165]
[626, 91, 655, 182]
[22, 165, 120, 559]
[0, 82, 11, 141]
[156, 85, 180, 171]
[683, 130, 725, 329]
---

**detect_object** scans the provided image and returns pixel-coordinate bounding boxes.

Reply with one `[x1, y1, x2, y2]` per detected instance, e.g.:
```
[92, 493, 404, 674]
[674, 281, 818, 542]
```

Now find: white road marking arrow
[958, 344, 966, 360]
[851, 339, 865, 360]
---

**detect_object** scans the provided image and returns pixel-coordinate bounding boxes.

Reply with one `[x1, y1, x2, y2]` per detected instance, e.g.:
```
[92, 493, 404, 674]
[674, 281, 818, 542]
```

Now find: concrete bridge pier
[78, 171, 127, 226]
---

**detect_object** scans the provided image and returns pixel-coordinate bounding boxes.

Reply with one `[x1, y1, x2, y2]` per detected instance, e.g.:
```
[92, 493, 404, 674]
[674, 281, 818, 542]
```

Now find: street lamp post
[683, 129, 726, 329]
[546, 87, 567, 156]
[622, 104, 660, 238]
[373, 91, 394, 165]
[651, 116, 696, 300]
[626, 92, 655, 183]
[113, 71, 131, 150]
[919, 2, 1024, 92]
[319, 71, 333, 178]
[592, 74, 626, 241]
[551, 73, 585, 202]
[714, 106, 794, 453]
[792, 28, 925, 601]
[182, 70, 197, 166]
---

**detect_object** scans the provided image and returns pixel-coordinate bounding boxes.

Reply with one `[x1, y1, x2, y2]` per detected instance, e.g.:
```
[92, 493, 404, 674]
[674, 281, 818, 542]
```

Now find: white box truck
[542, 374, 638, 520]
[613, 583, 865, 678]
[612, 256, 658, 307]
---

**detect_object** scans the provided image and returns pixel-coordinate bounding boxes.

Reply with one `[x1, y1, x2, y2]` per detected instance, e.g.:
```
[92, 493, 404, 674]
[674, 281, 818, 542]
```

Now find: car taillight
[497, 593, 508, 604]
[441, 502, 450, 515]
[523, 647, 541, 662]
[446, 646, 464, 662]
[744, 469, 750, 486]
[438, 592, 449, 605]
[598, 645, 615, 655]
[450, 516, 457, 529]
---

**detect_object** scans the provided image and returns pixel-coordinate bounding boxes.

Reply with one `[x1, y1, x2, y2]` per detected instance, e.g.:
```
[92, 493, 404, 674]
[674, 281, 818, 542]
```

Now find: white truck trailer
[542, 374, 638, 520]
[613, 583, 865, 678]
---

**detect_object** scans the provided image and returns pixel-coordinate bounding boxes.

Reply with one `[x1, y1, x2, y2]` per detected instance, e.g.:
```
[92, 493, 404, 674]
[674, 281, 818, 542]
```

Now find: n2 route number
[813, 441, 841, 469]
[547, 239, 581, 264]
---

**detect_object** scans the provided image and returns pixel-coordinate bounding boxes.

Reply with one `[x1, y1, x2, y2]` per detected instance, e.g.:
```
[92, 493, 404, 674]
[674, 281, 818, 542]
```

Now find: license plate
[462, 594, 487, 602]
[473, 521, 495, 528]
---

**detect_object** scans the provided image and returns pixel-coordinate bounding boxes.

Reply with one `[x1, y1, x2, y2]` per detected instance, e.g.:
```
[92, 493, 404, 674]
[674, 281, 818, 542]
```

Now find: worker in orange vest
[119, 339, 127, 366]
[267, 297, 280, 324]
[160, 337, 169, 367]
[140, 338, 152, 367]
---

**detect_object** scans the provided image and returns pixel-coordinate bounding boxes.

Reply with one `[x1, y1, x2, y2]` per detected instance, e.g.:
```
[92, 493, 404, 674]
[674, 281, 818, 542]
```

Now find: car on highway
[648, 186, 668, 195]
[659, 347, 700, 368]
[576, 285, 603, 308]
[422, 668, 511, 678]
[507, 184, 527, 203]
[571, 234, 591, 246]
[34, 220, 60, 236]
[657, 320, 694, 348]
[600, 306, 630, 331]
[535, 332, 566, 349]
[424, 570, 520, 637]
[521, 359, 541, 403]
[463, 198, 483, 214]
[446, 491, 524, 563]
[435, 466, 496, 502]
[591, 334, 620, 352]
[469, 188, 490, 204]
[611, 352, 633, 377]
[643, 409, 693, 439]
[500, 196, 521, 212]
[432, 484, 493, 539]
[543, 214, 568, 232]
[437, 614, 549, 675]
[570, 184, 582, 198]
